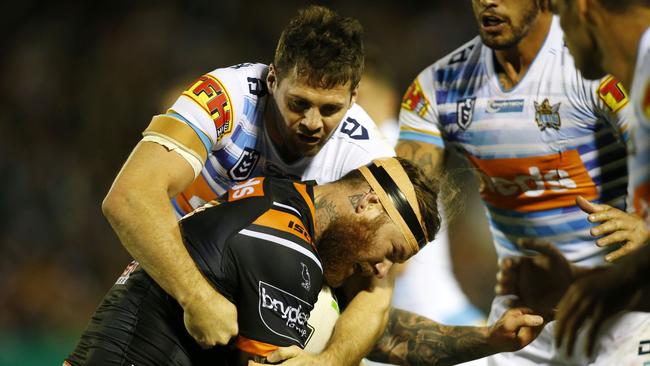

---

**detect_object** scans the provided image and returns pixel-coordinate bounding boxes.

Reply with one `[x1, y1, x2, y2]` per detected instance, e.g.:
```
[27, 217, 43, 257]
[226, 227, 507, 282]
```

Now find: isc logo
[468, 150, 598, 212]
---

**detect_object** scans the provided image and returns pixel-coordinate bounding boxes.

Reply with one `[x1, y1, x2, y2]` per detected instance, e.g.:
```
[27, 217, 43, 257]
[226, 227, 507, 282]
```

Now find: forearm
[103, 188, 214, 305]
[368, 308, 493, 366]
[319, 279, 393, 365]
[102, 141, 214, 307]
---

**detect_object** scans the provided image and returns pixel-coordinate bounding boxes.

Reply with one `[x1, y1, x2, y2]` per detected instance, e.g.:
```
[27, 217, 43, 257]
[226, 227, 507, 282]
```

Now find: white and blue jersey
[399, 18, 631, 266]
[142, 63, 394, 216]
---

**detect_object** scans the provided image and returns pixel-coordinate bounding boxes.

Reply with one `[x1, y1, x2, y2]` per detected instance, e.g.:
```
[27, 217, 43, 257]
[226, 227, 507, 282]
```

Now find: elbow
[102, 186, 133, 225]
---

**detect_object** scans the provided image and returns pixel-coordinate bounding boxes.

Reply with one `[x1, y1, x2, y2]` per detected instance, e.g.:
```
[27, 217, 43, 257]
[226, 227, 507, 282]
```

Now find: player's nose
[301, 108, 323, 132]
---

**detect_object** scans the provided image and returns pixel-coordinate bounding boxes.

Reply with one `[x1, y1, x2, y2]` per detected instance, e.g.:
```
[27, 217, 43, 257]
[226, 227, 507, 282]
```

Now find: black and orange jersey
[65, 177, 322, 366]
[180, 176, 323, 355]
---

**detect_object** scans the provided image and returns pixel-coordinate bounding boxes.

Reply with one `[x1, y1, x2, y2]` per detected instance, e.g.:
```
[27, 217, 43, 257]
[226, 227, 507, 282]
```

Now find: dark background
[0, 1, 495, 364]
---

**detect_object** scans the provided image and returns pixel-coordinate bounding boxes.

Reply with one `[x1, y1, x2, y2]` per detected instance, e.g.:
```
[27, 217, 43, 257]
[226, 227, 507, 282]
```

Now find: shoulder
[328, 104, 395, 155]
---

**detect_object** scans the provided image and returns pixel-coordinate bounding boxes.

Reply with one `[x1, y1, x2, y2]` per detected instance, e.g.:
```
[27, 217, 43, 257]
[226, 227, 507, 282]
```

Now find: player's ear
[355, 190, 381, 213]
[349, 83, 359, 107]
[267, 64, 277, 94]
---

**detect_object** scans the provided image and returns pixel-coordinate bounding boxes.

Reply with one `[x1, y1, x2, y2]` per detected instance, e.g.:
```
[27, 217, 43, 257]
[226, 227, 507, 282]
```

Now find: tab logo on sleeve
[184, 74, 234, 141]
[598, 75, 629, 113]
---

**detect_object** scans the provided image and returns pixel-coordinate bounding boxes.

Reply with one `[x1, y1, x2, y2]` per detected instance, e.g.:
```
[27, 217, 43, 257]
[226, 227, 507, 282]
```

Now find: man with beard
[520, 0, 650, 359]
[367, 0, 650, 365]
[100, 5, 399, 365]
[64, 158, 545, 366]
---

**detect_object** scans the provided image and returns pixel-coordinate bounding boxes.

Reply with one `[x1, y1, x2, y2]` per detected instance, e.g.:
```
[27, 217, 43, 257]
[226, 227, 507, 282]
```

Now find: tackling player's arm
[367, 307, 543, 366]
[102, 140, 238, 348]
[395, 140, 444, 178]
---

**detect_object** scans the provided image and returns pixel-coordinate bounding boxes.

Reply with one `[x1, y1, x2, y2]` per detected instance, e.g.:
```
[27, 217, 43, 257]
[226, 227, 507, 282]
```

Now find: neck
[312, 185, 336, 243]
[494, 13, 553, 89]
[596, 10, 650, 90]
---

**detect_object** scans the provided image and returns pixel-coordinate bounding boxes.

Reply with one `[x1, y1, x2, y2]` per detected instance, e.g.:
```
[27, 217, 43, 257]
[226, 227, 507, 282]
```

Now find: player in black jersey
[65, 157, 446, 365]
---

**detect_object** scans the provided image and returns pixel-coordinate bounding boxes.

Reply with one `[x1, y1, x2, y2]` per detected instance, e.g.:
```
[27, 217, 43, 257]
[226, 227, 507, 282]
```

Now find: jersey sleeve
[592, 75, 633, 143]
[142, 66, 245, 167]
[398, 66, 445, 148]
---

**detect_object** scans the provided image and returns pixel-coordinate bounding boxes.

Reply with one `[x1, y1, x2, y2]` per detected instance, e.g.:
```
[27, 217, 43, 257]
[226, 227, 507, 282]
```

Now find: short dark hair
[273, 5, 364, 91]
[341, 158, 442, 243]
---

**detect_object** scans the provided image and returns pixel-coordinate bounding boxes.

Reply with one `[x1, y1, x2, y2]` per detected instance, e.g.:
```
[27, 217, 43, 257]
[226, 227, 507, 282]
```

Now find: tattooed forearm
[395, 140, 444, 178]
[367, 308, 491, 366]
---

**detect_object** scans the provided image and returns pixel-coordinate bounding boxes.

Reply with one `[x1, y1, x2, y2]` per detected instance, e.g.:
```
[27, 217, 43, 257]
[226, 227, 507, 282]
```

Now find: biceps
[113, 140, 196, 198]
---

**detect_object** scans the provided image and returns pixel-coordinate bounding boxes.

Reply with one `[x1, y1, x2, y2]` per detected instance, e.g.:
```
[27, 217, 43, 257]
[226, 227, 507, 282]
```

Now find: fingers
[561, 295, 591, 357]
[496, 257, 519, 295]
[585, 302, 604, 358]
[503, 308, 544, 330]
[516, 239, 565, 261]
[604, 245, 634, 262]
[576, 196, 606, 215]
[266, 345, 303, 363]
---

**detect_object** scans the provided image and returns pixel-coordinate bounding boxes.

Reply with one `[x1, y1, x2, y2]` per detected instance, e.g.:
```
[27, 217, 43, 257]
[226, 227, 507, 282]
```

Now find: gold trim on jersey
[143, 114, 208, 162]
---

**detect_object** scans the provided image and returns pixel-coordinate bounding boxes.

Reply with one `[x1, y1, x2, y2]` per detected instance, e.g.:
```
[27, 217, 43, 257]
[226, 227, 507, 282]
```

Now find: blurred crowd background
[0, 1, 496, 364]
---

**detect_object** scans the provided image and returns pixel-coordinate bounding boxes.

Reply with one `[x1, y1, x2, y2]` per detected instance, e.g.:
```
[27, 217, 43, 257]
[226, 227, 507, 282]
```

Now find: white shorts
[487, 295, 650, 366]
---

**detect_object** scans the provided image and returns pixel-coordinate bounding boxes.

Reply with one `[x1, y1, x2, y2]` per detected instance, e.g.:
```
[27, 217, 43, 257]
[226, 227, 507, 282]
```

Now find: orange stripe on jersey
[175, 174, 218, 214]
[293, 182, 317, 234]
[633, 182, 650, 223]
[468, 150, 598, 212]
[253, 209, 313, 244]
[143, 115, 209, 161]
[236, 336, 279, 357]
[229, 177, 265, 202]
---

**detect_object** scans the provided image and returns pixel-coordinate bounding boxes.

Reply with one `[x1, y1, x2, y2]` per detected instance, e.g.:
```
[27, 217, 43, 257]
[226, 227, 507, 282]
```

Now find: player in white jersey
[541, 0, 650, 360]
[101, 6, 402, 365]
[368, 1, 650, 365]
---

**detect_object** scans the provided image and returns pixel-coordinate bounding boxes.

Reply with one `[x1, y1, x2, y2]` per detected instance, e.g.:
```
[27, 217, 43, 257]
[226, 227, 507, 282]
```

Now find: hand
[182, 288, 238, 348]
[247, 345, 334, 366]
[496, 239, 573, 319]
[576, 196, 649, 262]
[487, 307, 544, 352]
[555, 265, 643, 358]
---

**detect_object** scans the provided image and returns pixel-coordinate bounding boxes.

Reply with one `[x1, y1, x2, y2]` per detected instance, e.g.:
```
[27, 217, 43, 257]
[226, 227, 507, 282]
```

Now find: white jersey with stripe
[629, 27, 650, 225]
[399, 18, 631, 265]
[156, 63, 395, 216]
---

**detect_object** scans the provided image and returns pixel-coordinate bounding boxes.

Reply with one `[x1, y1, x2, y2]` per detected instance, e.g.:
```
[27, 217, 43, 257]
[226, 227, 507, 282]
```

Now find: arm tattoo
[396, 140, 442, 177]
[367, 308, 491, 366]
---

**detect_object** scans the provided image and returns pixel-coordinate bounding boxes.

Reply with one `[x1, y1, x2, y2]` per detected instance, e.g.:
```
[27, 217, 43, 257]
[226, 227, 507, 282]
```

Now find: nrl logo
[534, 99, 561, 131]
[456, 97, 476, 130]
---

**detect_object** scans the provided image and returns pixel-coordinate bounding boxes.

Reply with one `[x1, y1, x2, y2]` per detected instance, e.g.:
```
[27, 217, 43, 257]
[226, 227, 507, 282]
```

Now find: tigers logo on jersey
[598, 75, 629, 113]
[401, 79, 430, 117]
[183, 74, 234, 142]
[468, 150, 598, 212]
[534, 99, 561, 131]
[456, 97, 476, 130]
